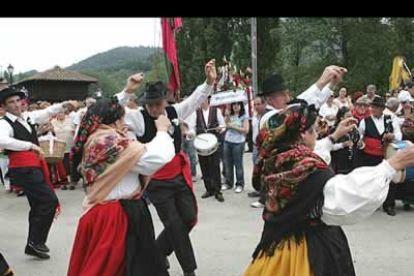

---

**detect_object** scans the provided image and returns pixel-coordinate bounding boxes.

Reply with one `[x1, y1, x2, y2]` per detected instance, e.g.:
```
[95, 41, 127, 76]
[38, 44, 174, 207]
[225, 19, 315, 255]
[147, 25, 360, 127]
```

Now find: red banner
[161, 18, 182, 98]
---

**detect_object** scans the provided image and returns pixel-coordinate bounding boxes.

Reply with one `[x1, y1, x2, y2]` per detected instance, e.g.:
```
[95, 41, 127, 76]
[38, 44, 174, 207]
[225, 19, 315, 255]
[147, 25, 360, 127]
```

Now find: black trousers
[246, 120, 253, 151]
[62, 153, 71, 176]
[8, 167, 59, 245]
[362, 153, 383, 167]
[383, 182, 397, 208]
[119, 199, 168, 276]
[198, 151, 222, 195]
[146, 174, 197, 273]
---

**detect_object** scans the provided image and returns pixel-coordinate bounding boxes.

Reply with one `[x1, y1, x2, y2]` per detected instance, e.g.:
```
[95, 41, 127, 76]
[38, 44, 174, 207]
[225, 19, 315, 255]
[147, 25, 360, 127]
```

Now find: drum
[385, 140, 414, 183]
[193, 133, 219, 156]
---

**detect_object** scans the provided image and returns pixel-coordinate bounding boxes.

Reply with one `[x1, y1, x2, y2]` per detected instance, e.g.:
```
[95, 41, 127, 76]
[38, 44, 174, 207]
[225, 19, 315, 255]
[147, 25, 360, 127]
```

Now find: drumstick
[196, 136, 210, 142]
[205, 126, 227, 132]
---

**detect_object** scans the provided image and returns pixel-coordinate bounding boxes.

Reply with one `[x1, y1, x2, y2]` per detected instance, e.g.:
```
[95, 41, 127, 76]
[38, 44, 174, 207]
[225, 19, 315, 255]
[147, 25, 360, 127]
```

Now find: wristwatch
[328, 135, 337, 144]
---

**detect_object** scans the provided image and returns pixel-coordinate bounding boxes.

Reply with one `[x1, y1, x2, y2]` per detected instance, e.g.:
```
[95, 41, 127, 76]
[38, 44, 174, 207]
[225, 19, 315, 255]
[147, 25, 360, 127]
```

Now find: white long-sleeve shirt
[116, 82, 213, 138]
[358, 114, 402, 142]
[310, 135, 397, 226]
[185, 107, 226, 137]
[322, 159, 396, 225]
[105, 131, 175, 200]
[308, 138, 397, 225]
[0, 104, 65, 151]
[259, 83, 333, 129]
[255, 82, 397, 226]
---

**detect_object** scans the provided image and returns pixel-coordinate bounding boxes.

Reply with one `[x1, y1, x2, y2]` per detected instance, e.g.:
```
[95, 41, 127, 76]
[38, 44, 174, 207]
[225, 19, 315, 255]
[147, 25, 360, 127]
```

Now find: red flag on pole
[161, 17, 182, 98]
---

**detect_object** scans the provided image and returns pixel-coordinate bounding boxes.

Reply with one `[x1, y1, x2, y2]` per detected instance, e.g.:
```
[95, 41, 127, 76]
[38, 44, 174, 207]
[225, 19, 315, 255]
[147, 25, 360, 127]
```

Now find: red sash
[152, 151, 197, 225]
[8, 151, 61, 217]
[152, 151, 193, 189]
[363, 137, 384, 157]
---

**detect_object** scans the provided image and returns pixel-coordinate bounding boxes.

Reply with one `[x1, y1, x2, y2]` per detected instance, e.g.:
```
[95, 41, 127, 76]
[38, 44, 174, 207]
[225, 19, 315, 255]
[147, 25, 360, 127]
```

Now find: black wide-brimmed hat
[258, 74, 288, 96]
[0, 86, 26, 104]
[140, 81, 169, 104]
[370, 96, 385, 108]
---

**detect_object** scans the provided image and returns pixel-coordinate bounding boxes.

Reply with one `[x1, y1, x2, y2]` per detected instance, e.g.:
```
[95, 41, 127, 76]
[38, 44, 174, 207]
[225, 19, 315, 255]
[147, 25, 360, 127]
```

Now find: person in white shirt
[319, 95, 339, 127]
[249, 96, 268, 208]
[241, 99, 414, 276]
[359, 84, 377, 104]
[51, 111, 76, 190]
[115, 59, 217, 276]
[0, 87, 77, 259]
[254, 65, 348, 196]
[0, 106, 10, 191]
[67, 97, 175, 276]
[188, 96, 226, 202]
[358, 96, 402, 216]
[333, 85, 353, 110]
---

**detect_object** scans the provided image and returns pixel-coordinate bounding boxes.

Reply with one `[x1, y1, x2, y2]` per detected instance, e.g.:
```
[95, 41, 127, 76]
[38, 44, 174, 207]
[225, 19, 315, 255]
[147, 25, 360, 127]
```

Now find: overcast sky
[0, 17, 162, 74]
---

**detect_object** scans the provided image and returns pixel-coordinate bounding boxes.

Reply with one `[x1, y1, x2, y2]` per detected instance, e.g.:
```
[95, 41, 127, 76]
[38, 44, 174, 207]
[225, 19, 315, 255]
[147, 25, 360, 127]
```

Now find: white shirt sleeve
[0, 120, 33, 151]
[183, 112, 197, 137]
[392, 115, 403, 141]
[130, 131, 175, 176]
[322, 160, 397, 226]
[331, 142, 345, 151]
[358, 118, 366, 140]
[314, 137, 333, 165]
[173, 82, 213, 120]
[319, 104, 328, 118]
[27, 104, 64, 125]
[217, 108, 226, 127]
[115, 90, 134, 107]
[124, 108, 145, 138]
[297, 83, 332, 110]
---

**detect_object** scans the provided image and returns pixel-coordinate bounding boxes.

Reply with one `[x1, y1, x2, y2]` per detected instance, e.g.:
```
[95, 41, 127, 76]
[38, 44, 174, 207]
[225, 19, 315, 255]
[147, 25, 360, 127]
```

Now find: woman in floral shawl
[67, 97, 175, 276]
[242, 99, 414, 276]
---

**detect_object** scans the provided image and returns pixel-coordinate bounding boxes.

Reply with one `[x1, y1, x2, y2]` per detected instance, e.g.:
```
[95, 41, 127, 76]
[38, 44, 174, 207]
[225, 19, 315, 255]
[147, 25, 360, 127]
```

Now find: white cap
[398, 90, 414, 103]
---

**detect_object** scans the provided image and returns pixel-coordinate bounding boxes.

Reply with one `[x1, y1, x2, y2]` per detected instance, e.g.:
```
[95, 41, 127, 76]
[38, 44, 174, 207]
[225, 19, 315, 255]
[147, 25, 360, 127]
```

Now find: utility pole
[251, 17, 258, 97]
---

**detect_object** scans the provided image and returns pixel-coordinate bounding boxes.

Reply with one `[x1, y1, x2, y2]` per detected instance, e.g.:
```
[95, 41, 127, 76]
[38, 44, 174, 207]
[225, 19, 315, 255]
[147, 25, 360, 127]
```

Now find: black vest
[364, 115, 393, 139]
[196, 107, 219, 135]
[137, 106, 182, 154]
[2, 116, 39, 154]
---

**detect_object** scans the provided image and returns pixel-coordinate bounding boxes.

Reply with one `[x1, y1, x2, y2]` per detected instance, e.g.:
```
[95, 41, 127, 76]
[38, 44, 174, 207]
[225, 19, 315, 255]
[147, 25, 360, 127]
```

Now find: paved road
[1, 153, 414, 276]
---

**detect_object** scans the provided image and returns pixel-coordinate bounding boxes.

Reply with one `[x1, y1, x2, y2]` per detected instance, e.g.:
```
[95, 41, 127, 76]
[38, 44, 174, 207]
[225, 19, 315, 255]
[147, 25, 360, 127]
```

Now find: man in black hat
[358, 96, 402, 216]
[115, 60, 217, 276]
[0, 86, 77, 259]
[251, 66, 348, 207]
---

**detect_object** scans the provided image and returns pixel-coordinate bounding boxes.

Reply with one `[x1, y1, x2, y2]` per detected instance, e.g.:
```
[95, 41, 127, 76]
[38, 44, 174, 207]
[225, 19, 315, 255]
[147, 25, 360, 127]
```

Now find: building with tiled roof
[14, 66, 98, 102]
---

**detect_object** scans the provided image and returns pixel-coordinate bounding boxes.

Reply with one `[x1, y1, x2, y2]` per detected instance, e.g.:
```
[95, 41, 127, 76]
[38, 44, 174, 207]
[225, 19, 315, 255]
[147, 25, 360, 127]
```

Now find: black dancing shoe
[201, 191, 214, 199]
[36, 243, 50, 253]
[215, 193, 224, 202]
[25, 243, 50, 259]
[247, 191, 260, 198]
[385, 207, 396, 216]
